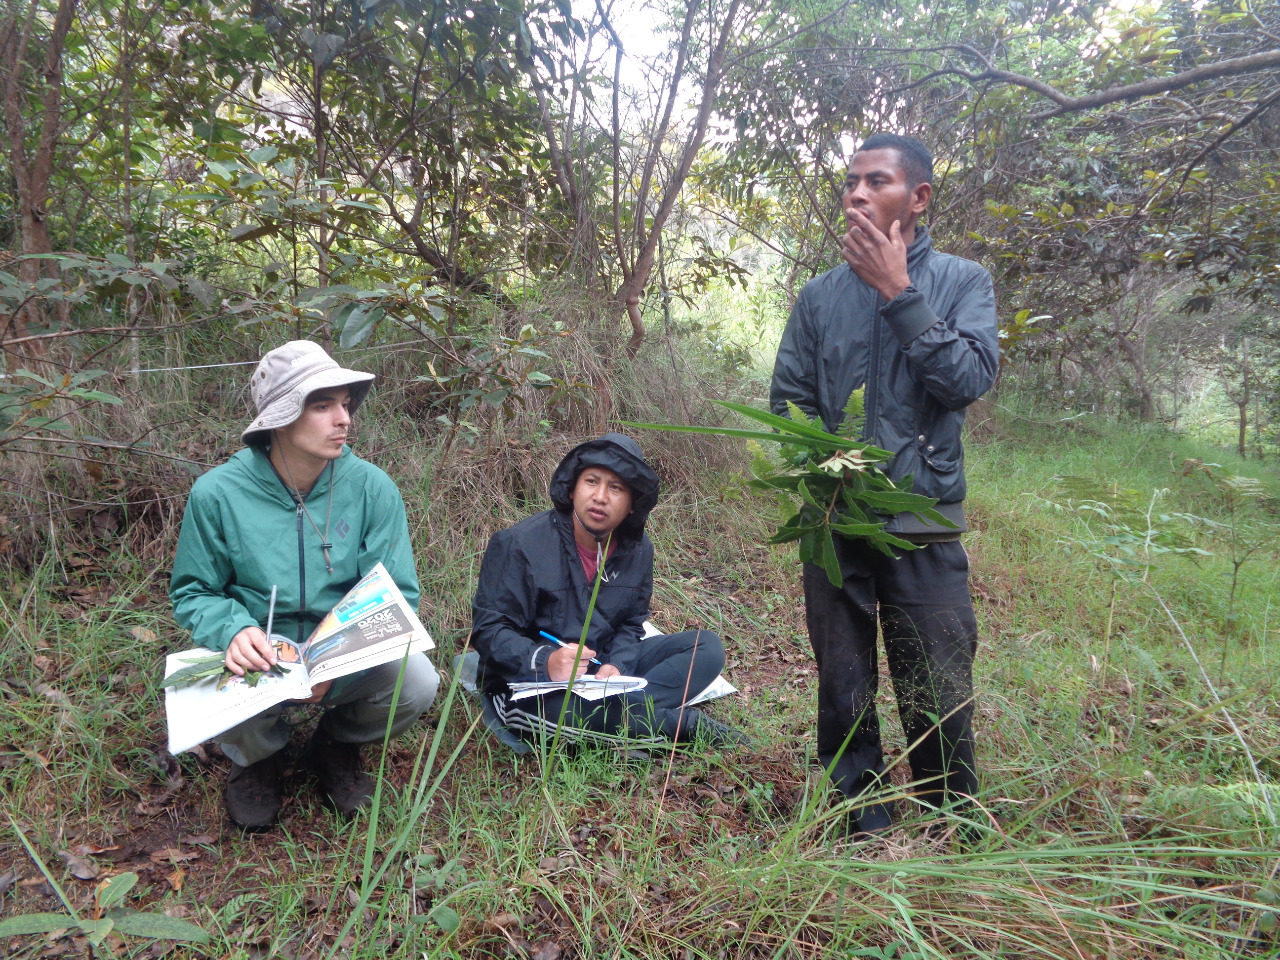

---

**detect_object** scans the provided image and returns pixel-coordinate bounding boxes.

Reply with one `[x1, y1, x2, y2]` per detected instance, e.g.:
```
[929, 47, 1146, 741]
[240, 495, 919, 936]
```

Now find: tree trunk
[0, 0, 78, 363]
[526, 0, 744, 359]
[613, 0, 742, 359]
[1110, 303, 1155, 419]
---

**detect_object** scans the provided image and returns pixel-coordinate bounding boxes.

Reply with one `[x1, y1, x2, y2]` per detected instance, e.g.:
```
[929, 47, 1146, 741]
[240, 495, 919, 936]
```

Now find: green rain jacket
[169, 445, 419, 652]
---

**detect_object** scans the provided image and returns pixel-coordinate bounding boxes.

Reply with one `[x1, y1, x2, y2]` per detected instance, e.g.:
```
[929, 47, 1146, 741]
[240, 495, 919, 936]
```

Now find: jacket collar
[233, 445, 350, 504]
[551, 507, 635, 565]
[905, 223, 933, 272]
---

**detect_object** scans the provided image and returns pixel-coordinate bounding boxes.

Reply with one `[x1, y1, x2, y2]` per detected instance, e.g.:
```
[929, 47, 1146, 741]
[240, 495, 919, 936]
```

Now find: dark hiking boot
[304, 726, 374, 815]
[225, 754, 285, 831]
[845, 799, 894, 839]
[674, 708, 751, 749]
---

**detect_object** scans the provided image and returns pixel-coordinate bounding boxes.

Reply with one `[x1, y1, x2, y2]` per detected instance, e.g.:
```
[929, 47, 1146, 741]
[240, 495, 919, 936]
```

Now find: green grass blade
[7, 816, 80, 923]
[623, 420, 850, 452]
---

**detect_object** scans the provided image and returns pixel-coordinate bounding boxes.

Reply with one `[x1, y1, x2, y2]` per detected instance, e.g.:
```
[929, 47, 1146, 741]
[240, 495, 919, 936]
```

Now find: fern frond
[837, 386, 865, 440]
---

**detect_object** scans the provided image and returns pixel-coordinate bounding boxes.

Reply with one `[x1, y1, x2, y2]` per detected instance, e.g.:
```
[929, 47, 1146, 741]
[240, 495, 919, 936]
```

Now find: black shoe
[305, 726, 375, 815]
[674, 709, 751, 749]
[225, 754, 285, 831]
[846, 799, 894, 838]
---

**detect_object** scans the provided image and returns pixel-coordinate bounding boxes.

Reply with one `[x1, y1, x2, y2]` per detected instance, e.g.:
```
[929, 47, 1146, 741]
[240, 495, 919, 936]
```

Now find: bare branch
[593, 0, 629, 276]
[632, 0, 697, 248]
[7, 435, 211, 466]
[616, 0, 745, 358]
[1170, 87, 1280, 198]
[894, 47, 1280, 121]
[2, 315, 209, 350]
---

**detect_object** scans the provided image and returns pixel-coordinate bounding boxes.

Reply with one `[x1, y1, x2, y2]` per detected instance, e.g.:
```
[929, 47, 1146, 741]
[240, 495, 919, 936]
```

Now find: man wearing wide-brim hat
[170, 340, 439, 830]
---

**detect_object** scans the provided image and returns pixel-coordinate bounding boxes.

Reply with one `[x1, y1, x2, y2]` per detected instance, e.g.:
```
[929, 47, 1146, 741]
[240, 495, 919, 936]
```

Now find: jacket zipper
[863, 291, 883, 445]
[295, 501, 306, 645]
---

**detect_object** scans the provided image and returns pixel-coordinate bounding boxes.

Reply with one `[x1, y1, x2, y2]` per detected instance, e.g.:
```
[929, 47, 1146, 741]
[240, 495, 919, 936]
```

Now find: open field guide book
[163, 563, 433, 755]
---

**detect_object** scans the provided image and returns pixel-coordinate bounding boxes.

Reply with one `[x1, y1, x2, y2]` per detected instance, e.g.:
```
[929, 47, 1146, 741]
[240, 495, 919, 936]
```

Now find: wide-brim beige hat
[241, 340, 375, 444]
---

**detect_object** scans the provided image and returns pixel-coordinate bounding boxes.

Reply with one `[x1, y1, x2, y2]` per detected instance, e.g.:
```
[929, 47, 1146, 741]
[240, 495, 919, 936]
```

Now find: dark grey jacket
[770, 226, 998, 535]
[470, 434, 661, 694]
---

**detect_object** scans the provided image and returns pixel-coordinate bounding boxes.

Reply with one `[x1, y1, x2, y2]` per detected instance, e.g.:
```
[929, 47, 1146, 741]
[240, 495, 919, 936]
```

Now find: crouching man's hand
[227, 628, 331, 702]
[595, 664, 621, 679]
[226, 627, 276, 676]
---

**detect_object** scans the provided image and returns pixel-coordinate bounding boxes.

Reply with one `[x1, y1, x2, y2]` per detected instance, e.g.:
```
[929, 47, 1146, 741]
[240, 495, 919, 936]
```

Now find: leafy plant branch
[159, 652, 288, 691]
[627, 391, 953, 586]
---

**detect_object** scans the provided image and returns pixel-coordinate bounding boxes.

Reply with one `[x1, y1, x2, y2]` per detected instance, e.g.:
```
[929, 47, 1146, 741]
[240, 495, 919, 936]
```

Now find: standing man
[470, 433, 746, 748]
[770, 134, 999, 833]
[171, 341, 440, 830]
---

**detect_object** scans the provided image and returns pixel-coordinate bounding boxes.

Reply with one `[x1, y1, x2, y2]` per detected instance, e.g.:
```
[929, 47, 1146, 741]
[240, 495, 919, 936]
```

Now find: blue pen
[539, 630, 602, 666]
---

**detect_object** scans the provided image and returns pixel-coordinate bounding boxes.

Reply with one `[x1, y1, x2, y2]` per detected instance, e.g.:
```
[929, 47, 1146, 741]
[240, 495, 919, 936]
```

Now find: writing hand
[547, 644, 596, 681]
[842, 209, 910, 302]
[226, 626, 277, 676]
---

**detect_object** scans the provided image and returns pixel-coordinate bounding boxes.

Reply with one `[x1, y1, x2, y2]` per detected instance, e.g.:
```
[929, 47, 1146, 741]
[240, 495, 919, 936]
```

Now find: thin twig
[9, 435, 212, 467]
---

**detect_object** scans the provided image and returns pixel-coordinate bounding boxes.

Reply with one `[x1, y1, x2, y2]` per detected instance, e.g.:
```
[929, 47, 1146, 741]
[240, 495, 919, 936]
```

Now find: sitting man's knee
[692, 631, 726, 670]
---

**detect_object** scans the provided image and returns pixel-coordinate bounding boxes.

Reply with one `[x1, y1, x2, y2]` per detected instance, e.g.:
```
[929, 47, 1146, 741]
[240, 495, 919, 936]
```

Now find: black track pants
[803, 538, 978, 809]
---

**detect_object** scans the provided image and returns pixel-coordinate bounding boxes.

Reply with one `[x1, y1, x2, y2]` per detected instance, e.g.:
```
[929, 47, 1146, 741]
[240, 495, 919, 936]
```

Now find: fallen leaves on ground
[127, 626, 159, 644]
[529, 940, 563, 960]
[57, 850, 99, 880]
[148, 847, 199, 865]
[72, 841, 119, 856]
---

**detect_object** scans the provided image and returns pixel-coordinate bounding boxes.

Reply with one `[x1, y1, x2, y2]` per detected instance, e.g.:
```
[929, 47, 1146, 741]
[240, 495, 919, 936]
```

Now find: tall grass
[1, 337, 1278, 957]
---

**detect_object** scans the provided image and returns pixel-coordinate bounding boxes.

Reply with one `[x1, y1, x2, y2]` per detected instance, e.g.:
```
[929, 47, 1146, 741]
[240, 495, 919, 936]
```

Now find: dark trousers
[511, 630, 725, 740]
[804, 538, 978, 811]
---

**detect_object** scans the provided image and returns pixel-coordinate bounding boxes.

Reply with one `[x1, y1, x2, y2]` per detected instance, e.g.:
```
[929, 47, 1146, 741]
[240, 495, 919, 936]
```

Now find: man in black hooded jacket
[771, 134, 999, 833]
[470, 433, 744, 746]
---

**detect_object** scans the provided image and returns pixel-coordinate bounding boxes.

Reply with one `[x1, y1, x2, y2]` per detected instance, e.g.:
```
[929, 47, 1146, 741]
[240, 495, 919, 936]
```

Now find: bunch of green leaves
[159, 652, 288, 690]
[169, 144, 385, 257]
[0, 369, 122, 449]
[627, 391, 951, 586]
[0, 818, 209, 948]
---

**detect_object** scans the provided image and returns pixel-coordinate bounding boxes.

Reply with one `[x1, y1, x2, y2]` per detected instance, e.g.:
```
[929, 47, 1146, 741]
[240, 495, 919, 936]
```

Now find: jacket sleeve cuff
[879, 285, 939, 345]
[529, 644, 554, 677]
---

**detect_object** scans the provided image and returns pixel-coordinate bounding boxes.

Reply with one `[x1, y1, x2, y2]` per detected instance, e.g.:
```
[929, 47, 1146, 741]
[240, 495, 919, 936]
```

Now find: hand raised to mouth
[841, 208, 910, 302]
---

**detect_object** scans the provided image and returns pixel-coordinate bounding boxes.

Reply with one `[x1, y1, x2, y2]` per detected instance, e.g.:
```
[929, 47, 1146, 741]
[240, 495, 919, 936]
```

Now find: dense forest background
[1, 0, 1278, 474]
[2, 1, 1280, 958]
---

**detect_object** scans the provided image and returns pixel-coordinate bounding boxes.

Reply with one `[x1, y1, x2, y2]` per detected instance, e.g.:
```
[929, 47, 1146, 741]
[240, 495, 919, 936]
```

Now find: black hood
[549, 432, 660, 537]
